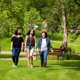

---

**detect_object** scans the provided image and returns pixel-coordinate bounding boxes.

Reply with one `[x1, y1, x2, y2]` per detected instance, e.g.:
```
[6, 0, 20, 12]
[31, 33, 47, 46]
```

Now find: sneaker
[28, 66, 30, 68]
[15, 65, 17, 67]
[13, 63, 15, 67]
[31, 64, 33, 68]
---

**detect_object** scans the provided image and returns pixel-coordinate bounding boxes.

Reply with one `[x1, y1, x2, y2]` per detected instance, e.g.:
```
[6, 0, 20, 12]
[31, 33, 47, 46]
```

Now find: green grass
[0, 60, 80, 80]
[0, 38, 11, 51]
[0, 54, 27, 59]
[68, 34, 80, 45]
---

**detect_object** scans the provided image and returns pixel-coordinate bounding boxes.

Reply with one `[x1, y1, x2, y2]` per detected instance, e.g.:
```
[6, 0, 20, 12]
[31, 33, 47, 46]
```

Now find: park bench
[67, 47, 75, 54]
[36, 48, 63, 60]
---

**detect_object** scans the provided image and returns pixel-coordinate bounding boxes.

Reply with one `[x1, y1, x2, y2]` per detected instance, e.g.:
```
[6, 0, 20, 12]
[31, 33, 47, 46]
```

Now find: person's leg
[39, 51, 43, 67]
[15, 47, 21, 67]
[30, 49, 34, 67]
[26, 50, 30, 67]
[12, 47, 16, 66]
[43, 50, 49, 68]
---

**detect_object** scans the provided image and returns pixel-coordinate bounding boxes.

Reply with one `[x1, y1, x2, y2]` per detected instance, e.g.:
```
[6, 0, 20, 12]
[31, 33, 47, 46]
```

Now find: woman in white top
[37, 32, 53, 68]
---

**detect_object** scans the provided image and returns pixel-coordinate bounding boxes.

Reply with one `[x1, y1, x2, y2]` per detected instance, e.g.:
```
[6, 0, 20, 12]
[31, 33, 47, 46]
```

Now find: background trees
[0, 0, 80, 49]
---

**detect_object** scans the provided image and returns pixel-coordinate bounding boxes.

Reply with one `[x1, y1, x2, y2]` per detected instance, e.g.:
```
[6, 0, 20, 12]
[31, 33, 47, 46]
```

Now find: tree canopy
[0, 0, 80, 48]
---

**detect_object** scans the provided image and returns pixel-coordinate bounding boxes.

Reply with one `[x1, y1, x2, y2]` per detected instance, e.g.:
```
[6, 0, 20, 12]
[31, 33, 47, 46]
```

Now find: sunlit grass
[0, 60, 80, 80]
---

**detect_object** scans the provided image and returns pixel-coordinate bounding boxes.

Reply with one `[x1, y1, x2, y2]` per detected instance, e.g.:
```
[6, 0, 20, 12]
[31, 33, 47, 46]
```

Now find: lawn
[0, 60, 80, 80]
[0, 54, 27, 59]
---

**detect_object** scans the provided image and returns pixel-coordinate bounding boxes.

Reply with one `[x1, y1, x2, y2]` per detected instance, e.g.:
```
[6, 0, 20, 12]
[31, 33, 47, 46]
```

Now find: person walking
[37, 32, 53, 68]
[25, 29, 36, 68]
[11, 28, 24, 67]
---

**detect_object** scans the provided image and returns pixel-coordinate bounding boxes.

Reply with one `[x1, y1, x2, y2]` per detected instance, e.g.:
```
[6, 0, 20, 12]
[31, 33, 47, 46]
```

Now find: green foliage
[24, 7, 43, 34]
[63, 54, 80, 60]
[38, 54, 80, 60]
[0, 0, 80, 43]
[57, 0, 80, 28]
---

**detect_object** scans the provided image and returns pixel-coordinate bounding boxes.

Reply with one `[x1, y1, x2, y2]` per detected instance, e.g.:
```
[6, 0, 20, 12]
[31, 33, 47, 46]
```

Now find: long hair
[41, 32, 47, 38]
[14, 28, 21, 35]
[27, 29, 35, 36]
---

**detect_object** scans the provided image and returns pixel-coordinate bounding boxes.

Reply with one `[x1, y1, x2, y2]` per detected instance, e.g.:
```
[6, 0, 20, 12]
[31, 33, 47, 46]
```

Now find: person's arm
[11, 42, 13, 51]
[25, 36, 28, 51]
[48, 38, 53, 52]
[21, 42, 23, 51]
[12, 34, 15, 37]
[21, 34, 23, 37]
[11, 36, 14, 51]
[34, 36, 36, 51]
[36, 38, 40, 52]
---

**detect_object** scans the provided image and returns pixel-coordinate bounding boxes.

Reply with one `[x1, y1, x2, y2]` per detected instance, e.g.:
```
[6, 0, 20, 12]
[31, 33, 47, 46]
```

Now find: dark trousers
[12, 47, 21, 66]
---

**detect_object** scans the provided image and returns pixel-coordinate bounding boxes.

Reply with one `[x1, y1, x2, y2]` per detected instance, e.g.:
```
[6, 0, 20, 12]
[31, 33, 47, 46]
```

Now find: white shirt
[39, 39, 47, 51]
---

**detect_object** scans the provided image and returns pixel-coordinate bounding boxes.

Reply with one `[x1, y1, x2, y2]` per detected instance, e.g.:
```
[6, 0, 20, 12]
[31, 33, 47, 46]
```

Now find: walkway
[0, 56, 37, 60]
[0, 51, 39, 55]
[0, 51, 38, 60]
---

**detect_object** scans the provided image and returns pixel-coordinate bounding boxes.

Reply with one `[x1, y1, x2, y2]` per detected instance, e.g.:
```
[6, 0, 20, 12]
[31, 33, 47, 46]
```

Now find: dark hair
[41, 32, 47, 38]
[27, 29, 35, 36]
[14, 28, 21, 35]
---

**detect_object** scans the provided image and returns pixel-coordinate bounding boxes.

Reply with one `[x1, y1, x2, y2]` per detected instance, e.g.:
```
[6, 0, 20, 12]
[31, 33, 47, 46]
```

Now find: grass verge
[0, 60, 80, 80]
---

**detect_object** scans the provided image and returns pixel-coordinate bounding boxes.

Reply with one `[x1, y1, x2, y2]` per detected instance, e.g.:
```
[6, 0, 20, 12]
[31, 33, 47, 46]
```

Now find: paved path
[0, 51, 39, 55]
[0, 51, 38, 60]
[0, 56, 37, 60]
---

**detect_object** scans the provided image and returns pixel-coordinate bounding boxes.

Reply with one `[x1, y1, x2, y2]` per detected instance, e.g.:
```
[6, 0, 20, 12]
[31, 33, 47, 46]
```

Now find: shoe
[41, 63, 43, 67]
[31, 63, 33, 68]
[13, 63, 15, 67]
[28, 66, 30, 68]
[15, 65, 17, 67]
[43, 62, 46, 68]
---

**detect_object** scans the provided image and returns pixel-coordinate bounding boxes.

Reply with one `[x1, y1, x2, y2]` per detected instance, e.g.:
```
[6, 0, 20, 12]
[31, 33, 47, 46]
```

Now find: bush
[37, 54, 80, 60]
[62, 54, 80, 60]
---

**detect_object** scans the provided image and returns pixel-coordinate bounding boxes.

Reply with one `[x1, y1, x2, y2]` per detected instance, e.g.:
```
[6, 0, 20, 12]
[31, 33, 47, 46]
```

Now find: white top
[39, 39, 47, 51]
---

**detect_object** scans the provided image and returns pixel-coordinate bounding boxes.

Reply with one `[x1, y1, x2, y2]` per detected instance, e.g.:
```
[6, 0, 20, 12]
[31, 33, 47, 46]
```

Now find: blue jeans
[39, 50, 49, 63]
[12, 47, 21, 66]
[26, 46, 35, 50]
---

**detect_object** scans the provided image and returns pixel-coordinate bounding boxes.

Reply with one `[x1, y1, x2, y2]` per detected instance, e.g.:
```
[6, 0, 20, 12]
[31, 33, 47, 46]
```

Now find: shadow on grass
[0, 54, 12, 58]
[0, 54, 27, 58]
[48, 61, 80, 71]
[18, 65, 40, 68]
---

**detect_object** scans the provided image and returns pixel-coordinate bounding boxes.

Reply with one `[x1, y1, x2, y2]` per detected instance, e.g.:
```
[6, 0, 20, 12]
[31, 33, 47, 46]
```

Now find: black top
[11, 36, 24, 48]
[60, 46, 66, 51]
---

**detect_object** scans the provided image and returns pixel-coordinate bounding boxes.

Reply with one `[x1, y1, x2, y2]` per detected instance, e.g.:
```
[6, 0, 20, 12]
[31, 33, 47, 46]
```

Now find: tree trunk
[62, 4, 67, 48]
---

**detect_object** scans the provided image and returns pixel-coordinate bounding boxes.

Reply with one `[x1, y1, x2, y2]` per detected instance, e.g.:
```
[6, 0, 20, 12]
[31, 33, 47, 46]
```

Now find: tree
[24, 7, 43, 35]
[0, 10, 7, 51]
[43, 6, 60, 40]
[74, 0, 80, 6]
